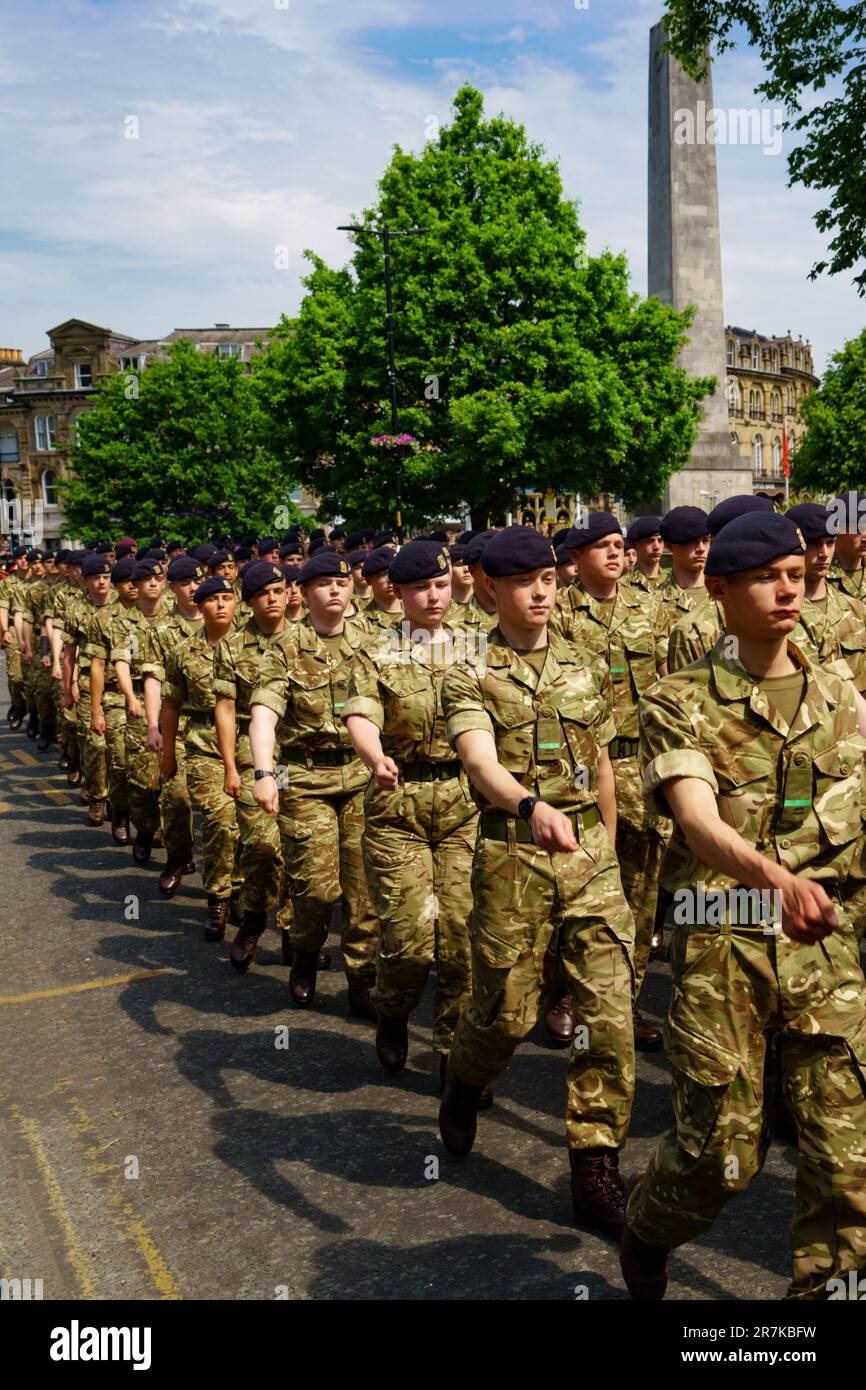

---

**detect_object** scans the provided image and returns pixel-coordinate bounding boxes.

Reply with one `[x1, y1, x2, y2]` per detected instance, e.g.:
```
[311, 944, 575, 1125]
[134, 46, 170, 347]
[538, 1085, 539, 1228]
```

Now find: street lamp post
[337, 223, 424, 544]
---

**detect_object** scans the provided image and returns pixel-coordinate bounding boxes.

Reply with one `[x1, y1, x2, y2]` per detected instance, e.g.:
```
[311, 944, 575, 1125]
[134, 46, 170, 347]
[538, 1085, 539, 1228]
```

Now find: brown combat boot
[111, 807, 130, 845]
[544, 987, 576, 1046]
[230, 910, 267, 972]
[86, 799, 106, 827]
[204, 896, 229, 942]
[132, 830, 154, 866]
[632, 1006, 663, 1052]
[158, 860, 186, 897]
[347, 975, 377, 1021]
[288, 947, 319, 1002]
[375, 1014, 408, 1072]
[439, 1054, 493, 1110]
[569, 1147, 627, 1239]
[620, 1175, 669, 1299]
[438, 1068, 486, 1157]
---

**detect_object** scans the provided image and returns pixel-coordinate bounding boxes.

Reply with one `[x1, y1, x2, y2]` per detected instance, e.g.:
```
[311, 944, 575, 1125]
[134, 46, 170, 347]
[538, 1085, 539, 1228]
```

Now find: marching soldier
[112, 557, 168, 864]
[622, 511, 866, 1300]
[64, 554, 115, 825]
[343, 541, 479, 1081]
[248, 551, 379, 1015]
[651, 507, 711, 669]
[828, 491, 866, 599]
[621, 517, 664, 593]
[88, 557, 139, 843]
[439, 526, 636, 1238]
[460, 532, 498, 629]
[358, 548, 403, 631]
[161, 575, 243, 938]
[0, 547, 28, 726]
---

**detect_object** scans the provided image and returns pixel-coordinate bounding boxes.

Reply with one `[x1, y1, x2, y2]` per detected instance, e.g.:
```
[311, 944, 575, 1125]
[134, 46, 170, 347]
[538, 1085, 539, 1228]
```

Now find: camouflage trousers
[186, 752, 243, 898]
[55, 679, 78, 762]
[22, 654, 39, 717]
[160, 737, 193, 868]
[613, 756, 670, 993]
[2, 633, 25, 707]
[76, 688, 109, 804]
[364, 775, 477, 1052]
[103, 702, 128, 812]
[29, 657, 55, 732]
[234, 766, 283, 913]
[626, 917, 866, 1298]
[277, 779, 378, 982]
[449, 819, 636, 1149]
[125, 710, 161, 835]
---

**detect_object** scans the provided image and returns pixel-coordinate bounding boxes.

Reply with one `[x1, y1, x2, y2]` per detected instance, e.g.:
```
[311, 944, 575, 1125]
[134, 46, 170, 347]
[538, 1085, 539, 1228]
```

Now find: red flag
[783, 430, 790, 477]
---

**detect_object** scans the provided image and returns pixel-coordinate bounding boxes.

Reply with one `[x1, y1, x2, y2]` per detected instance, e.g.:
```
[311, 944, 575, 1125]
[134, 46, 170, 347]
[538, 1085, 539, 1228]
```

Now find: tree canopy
[792, 327, 866, 491]
[61, 340, 299, 543]
[256, 84, 714, 527]
[662, 0, 866, 296]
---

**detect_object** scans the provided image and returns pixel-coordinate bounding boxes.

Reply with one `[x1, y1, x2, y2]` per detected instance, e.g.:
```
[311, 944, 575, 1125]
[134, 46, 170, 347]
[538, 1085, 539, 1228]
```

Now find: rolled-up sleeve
[443, 663, 492, 744]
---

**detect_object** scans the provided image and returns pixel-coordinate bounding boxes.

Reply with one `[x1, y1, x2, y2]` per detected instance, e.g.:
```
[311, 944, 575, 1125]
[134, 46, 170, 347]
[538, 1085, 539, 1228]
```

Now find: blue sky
[2, 0, 863, 372]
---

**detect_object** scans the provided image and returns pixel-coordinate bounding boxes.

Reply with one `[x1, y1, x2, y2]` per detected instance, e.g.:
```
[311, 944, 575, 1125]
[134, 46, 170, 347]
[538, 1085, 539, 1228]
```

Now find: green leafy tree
[791, 328, 866, 491]
[61, 340, 299, 542]
[256, 85, 713, 527]
[662, 1, 866, 295]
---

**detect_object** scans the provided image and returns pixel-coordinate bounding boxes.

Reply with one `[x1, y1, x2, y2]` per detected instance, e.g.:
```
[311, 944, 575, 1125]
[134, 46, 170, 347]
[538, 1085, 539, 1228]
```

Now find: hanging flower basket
[369, 433, 419, 451]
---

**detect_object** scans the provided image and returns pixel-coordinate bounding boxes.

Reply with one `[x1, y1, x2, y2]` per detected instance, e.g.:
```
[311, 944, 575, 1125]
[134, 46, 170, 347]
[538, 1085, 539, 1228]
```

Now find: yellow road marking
[10, 1105, 97, 1298]
[0, 802, 9, 813]
[43, 786, 71, 805]
[65, 1097, 183, 1300]
[10, 747, 38, 765]
[0, 968, 175, 1005]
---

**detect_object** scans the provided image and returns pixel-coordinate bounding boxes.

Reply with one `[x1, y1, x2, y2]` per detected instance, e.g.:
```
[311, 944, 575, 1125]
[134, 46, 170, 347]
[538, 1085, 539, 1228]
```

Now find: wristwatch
[517, 795, 541, 821]
[254, 769, 275, 781]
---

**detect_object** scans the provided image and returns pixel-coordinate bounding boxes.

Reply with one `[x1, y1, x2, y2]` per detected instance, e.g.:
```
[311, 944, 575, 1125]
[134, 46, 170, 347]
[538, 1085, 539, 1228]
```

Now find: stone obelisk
[648, 20, 752, 509]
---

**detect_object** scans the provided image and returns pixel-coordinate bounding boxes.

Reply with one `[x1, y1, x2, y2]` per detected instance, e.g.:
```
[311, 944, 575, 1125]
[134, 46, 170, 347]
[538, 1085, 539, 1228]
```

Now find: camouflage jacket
[621, 567, 665, 594]
[452, 595, 497, 631]
[139, 610, 203, 683]
[640, 637, 866, 893]
[550, 582, 662, 739]
[651, 575, 709, 663]
[358, 601, 404, 634]
[829, 561, 866, 602]
[343, 619, 466, 764]
[66, 596, 114, 685]
[109, 602, 168, 687]
[163, 631, 220, 756]
[213, 618, 289, 768]
[50, 581, 82, 644]
[83, 601, 138, 706]
[442, 625, 615, 814]
[19, 577, 54, 628]
[251, 616, 366, 788]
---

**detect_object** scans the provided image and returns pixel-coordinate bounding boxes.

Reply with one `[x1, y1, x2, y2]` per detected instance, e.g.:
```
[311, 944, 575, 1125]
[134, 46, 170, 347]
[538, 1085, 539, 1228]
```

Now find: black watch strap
[254, 769, 275, 781]
[518, 795, 540, 821]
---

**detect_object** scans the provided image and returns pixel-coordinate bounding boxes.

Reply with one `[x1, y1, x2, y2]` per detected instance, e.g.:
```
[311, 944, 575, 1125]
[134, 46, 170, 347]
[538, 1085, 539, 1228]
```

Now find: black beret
[81, 555, 111, 577]
[660, 506, 709, 544]
[192, 543, 216, 562]
[94, 541, 114, 555]
[309, 528, 325, 540]
[279, 541, 303, 560]
[626, 515, 662, 545]
[148, 536, 165, 550]
[257, 537, 279, 554]
[372, 529, 394, 548]
[389, 541, 449, 585]
[83, 540, 99, 551]
[167, 556, 206, 583]
[448, 543, 468, 564]
[132, 557, 165, 580]
[427, 529, 448, 542]
[786, 503, 832, 544]
[300, 550, 352, 584]
[67, 550, 87, 566]
[552, 528, 571, 548]
[55, 549, 70, 564]
[194, 575, 234, 604]
[240, 534, 257, 547]
[464, 531, 495, 566]
[308, 537, 327, 554]
[362, 546, 396, 579]
[111, 559, 137, 583]
[209, 549, 231, 567]
[707, 494, 774, 536]
[555, 543, 574, 565]
[329, 528, 345, 541]
[216, 533, 234, 548]
[346, 548, 368, 568]
[281, 564, 302, 584]
[165, 540, 185, 555]
[242, 561, 287, 600]
[143, 547, 166, 560]
[26, 548, 45, 562]
[343, 531, 364, 550]
[234, 545, 253, 562]
[116, 542, 136, 559]
[481, 525, 557, 577]
[11, 545, 28, 558]
[705, 513, 804, 578]
[564, 512, 622, 550]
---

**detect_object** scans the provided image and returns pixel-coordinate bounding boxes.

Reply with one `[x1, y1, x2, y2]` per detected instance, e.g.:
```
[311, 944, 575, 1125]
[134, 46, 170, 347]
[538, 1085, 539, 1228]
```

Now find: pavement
[0, 713, 804, 1302]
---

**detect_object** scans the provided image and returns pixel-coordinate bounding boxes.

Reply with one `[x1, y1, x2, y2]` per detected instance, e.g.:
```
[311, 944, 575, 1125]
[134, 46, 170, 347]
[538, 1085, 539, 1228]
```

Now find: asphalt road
[0, 696, 803, 1303]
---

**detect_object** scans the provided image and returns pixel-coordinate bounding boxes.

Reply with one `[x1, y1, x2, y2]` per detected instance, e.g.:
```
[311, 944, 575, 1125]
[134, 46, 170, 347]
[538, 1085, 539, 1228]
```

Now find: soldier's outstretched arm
[596, 744, 617, 844]
[344, 714, 399, 789]
[662, 776, 837, 946]
[454, 729, 578, 853]
[248, 704, 279, 814]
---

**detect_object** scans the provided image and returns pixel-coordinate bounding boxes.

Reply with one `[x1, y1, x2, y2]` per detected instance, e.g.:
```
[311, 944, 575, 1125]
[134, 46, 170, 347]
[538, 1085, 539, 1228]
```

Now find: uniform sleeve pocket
[664, 1018, 739, 1159]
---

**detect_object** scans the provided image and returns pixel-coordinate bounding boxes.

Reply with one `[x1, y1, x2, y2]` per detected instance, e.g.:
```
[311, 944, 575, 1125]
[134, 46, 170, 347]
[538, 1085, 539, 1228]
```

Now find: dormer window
[74, 363, 93, 387]
[35, 359, 50, 378]
[215, 343, 242, 359]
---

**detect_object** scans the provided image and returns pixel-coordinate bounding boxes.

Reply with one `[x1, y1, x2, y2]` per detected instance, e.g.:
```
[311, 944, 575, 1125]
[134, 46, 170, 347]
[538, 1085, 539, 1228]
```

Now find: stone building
[0, 320, 276, 547]
[724, 327, 818, 501]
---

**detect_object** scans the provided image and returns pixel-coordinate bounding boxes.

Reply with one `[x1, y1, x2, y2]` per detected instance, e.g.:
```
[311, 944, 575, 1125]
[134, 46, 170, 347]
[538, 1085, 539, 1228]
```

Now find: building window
[730, 431, 739, 446]
[74, 363, 93, 387]
[0, 428, 19, 464]
[772, 438, 782, 475]
[41, 469, 58, 507]
[752, 344, 760, 369]
[215, 343, 242, 359]
[35, 358, 50, 378]
[120, 355, 143, 371]
[753, 435, 763, 473]
[34, 415, 57, 451]
[726, 340, 734, 367]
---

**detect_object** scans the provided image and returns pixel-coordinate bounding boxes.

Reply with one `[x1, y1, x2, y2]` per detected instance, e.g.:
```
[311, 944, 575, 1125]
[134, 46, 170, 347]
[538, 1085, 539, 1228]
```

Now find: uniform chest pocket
[624, 641, 657, 694]
[286, 668, 331, 722]
[556, 695, 603, 768]
[378, 670, 433, 738]
[715, 759, 773, 839]
[488, 699, 535, 771]
[813, 738, 866, 845]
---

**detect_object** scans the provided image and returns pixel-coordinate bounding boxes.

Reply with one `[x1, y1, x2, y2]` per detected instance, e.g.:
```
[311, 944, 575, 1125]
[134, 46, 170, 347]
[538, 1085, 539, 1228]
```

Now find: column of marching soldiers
[1, 493, 865, 1302]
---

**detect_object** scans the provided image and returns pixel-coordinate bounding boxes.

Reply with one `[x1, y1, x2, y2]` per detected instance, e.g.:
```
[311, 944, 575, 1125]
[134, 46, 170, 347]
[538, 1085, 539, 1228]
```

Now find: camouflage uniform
[359, 602, 403, 634]
[453, 595, 497, 633]
[111, 605, 165, 835]
[552, 584, 669, 991]
[51, 580, 81, 762]
[10, 575, 40, 723]
[621, 568, 665, 595]
[66, 595, 113, 804]
[85, 602, 135, 814]
[164, 634, 241, 899]
[651, 575, 708, 667]
[213, 619, 286, 914]
[828, 560, 866, 602]
[343, 620, 478, 1051]
[251, 617, 378, 984]
[19, 577, 56, 733]
[140, 611, 202, 867]
[628, 638, 866, 1298]
[442, 627, 636, 1149]
[0, 571, 26, 712]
